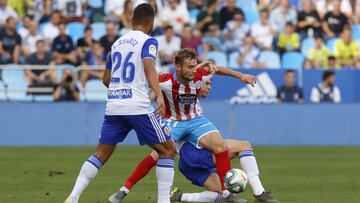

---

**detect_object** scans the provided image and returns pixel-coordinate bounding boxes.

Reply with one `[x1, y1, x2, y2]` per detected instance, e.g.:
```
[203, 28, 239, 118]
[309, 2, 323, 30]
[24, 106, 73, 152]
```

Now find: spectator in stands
[148, 0, 163, 36]
[270, 0, 297, 33]
[52, 23, 78, 65]
[76, 26, 95, 62]
[53, 69, 80, 101]
[219, 0, 244, 30]
[0, 17, 21, 64]
[22, 20, 45, 57]
[100, 22, 119, 57]
[156, 25, 181, 65]
[310, 70, 341, 103]
[43, 10, 62, 43]
[196, 0, 220, 36]
[18, 15, 32, 39]
[322, 0, 349, 39]
[315, 0, 353, 19]
[160, 0, 190, 34]
[80, 41, 105, 87]
[334, 28, 359, 67]
[27, 0, 52, 22]
[297, 0, 322, 39]
[307, 35, 330, 69]
[277, 22, 300, 54]
[180, 24, 209, 60]
[327, 55, 341, 69]
[119, 0, 134, 35]
[105, 0, 127, 20]
[236, 36, 265, 68]
[25, 40, 56, 87]
[0, 0, 18, 26]
[222, 10, 249, 53]
[276, 69, 303, 103]
[251, 8, 276, 50]
[55, 0, 84, 22]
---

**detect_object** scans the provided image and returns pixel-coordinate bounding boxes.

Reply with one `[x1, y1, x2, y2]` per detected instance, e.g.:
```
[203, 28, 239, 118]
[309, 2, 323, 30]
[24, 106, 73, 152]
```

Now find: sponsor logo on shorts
[107, 89, 132, 99]
[177, 93, 197, 105]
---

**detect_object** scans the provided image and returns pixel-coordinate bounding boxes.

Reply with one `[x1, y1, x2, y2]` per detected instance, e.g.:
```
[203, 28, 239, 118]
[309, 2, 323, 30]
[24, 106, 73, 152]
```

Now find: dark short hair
[164, 25, 173, 31]
[84, 26, 92, 32]
[207, 0, 218, 7]
[175, 48, 197, 66]
[285, 69, 295, 74]
[286, 22, 294, 27]
[260, 8, 268, 14]
[132, 3, 155, 26]
[328, 56, 336, 61]
[323, 70, 335, 81]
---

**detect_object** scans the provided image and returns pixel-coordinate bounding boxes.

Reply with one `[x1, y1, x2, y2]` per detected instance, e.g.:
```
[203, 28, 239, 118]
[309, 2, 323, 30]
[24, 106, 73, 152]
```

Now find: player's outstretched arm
[215, 66, 257, 87]
[144, 58, 165, 117]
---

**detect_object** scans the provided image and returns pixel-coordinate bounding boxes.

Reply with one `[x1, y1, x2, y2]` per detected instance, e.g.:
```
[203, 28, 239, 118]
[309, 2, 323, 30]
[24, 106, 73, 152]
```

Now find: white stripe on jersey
[178, 84, 187, 120]
[189, 81, 197, 119]
[160, 80, 177, 120]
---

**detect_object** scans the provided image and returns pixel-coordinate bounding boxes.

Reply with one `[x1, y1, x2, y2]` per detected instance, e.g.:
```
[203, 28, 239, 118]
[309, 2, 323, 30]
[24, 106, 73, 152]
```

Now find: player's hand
[197, 61, 218, 75]
[156, 95, 165, 118]
[239, 74, 257, 87]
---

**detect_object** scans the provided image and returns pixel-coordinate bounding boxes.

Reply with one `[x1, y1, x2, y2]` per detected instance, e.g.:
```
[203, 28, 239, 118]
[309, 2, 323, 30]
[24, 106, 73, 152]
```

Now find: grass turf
[0, 146, 359, 203]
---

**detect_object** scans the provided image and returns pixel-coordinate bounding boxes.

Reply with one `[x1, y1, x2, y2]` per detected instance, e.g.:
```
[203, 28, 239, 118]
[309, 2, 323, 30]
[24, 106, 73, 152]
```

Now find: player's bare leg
[65, 144, 117, 203]
[199, 132, 232, 191]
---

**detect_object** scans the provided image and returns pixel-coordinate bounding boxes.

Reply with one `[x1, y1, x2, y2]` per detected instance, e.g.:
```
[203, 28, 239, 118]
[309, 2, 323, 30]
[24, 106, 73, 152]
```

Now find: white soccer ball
[224, 168, 248, 193]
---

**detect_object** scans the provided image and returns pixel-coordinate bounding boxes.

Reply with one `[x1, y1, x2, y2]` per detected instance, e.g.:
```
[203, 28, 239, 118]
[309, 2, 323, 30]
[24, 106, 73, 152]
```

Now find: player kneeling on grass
[170, 139, 280, 203]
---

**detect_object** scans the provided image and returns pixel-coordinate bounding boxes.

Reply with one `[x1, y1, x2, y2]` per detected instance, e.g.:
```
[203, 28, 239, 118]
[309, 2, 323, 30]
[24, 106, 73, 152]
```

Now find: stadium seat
[301, 37, 315, 58]
[281, 52, 305, 70]
[244, 10, 260, 25]
[33, 95, 53, 102]
[88, 0, 103, 8]
[91, 22, 106, 40]
[84, 80, 107, 101]
[2, 65, 32, 101]
[351, 24, 360, 40]
[206, 51, 228, 67]
[236, 0, 257, 11]
[228, 51, 239, 68]
[39, 22, 50, 34]
[189, 9, 200, 28]
[258, 51, 281, 69]
[67, 22, 85, 43]
[326, 38, 340, 53]
[16, 22, 23, 31]
[0, 80, 6, 101]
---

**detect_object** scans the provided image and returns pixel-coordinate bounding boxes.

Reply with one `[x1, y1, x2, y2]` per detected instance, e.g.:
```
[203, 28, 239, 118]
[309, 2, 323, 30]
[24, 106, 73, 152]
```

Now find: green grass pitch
[0, 146, 360, 203]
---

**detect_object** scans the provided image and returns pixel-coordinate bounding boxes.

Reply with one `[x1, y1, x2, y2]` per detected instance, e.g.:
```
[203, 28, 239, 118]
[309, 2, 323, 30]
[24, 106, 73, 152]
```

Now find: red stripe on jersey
[193, 87, 201, 116]
[171, 76, 181, 120]
[184, 84, 191, 120]
[162, 91, 171, 119]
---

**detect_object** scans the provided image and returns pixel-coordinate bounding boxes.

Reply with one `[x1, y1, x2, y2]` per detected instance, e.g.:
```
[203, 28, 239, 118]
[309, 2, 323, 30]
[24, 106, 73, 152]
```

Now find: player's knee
[150, 150, 159, 161]
[157, 145, 176, 158]
[242, 141, 253, 151]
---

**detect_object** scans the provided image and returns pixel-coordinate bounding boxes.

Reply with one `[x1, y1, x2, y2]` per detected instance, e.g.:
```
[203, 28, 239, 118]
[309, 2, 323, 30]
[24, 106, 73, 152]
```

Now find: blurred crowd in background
[0, 0, 358, 102]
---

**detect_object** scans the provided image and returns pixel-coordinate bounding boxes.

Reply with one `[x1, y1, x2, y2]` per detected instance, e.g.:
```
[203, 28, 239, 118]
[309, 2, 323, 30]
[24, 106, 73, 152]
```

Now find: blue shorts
[99, 112, 171, 145]
[166, 116, 219, 148]
[178, 142, 216, 187]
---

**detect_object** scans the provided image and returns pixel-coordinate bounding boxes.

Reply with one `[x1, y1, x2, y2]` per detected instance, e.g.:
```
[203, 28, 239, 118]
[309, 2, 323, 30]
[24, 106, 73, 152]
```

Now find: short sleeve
[141, 38, 158, 61]
[196, 67, 212, 83]
[105, 54, 112, 70]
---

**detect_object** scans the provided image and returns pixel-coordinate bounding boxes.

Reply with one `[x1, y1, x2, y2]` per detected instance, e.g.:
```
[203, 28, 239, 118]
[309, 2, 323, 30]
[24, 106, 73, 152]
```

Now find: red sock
[123, 155, 157, 190]
[215, 150, 231, 191]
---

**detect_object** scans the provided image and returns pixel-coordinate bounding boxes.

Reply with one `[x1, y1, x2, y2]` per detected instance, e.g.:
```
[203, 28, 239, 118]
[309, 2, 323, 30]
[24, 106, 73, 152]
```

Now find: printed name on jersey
[107, 89, 133, 99]
[149, 44, 157, 57]
[114, 38, 139, 48]
[177, 93, 197, 105]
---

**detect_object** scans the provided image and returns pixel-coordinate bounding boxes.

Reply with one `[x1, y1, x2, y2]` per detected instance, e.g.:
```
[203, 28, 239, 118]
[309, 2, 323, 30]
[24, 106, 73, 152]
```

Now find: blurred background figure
[307, 35, 330, 69]
[236, 36, 265, 68]
[160, 0, 190, 35]
[196, 0, 220, 36]
[22, 20, 44, 57]
[80, 41, 105, 87]
[53, 69, 80, 102]
[334, 28, 359, 68]
[322, 0, 349, 39]
[43, 10, 62, 44]
[270, 0, 297, 34]
[277, 22, 300, 55]
[276, 69, 303, 103]
[25, 40, 56, 88]
[156, 25, 181, 65]
[219, 0, 244, 30]
[180, 23, 209, 61]
[76, 26, 95, 62]
[0, 17, 21, 64]
[297, 0, 322, 39]
[52, 23, 77, 65]
[222, 10, 249, 53]
[119, 0, 134, 35]
[310, 70, 341, 103]
[100, 21, 119, 57]
[251, 8, 276, 50]
[0, 0, 18, 26]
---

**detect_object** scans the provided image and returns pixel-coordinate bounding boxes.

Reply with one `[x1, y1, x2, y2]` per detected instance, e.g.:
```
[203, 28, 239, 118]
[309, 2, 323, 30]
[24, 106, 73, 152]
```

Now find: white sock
[222, 190, 230, 198]
[239, 150, 265, 196]
[181, 191, 222, 202]
[69, 155, 103, 200]
[120, 186, 129, 194]
[156, 158, 175, 203]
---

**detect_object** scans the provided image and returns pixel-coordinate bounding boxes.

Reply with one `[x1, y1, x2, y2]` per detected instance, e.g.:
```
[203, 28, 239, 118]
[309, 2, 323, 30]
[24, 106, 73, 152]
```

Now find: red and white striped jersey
[159, 68, 212, 121]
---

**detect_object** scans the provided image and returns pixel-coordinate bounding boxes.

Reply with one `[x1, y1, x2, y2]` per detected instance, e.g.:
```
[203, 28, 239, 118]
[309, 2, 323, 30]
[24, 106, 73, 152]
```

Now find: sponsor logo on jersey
[149, 44, 157, 57]
[107, 89, 133, 99]
[177, 93, 197, 105]
[230, 72, 277, 104]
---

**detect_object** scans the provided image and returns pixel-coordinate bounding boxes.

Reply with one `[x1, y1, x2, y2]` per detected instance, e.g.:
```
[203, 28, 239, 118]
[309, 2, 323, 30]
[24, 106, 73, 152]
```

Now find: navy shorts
[178, 142, 216, 187]
[99, 112, 171, 145]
